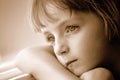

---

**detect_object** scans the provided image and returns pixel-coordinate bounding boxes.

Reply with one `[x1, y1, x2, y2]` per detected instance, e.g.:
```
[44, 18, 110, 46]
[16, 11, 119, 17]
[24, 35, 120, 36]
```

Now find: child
[15, 0, 120, 80]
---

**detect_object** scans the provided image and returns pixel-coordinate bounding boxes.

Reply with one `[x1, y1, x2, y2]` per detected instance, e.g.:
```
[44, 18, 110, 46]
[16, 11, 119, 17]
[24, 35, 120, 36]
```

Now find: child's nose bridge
[54, 37, 69, 55]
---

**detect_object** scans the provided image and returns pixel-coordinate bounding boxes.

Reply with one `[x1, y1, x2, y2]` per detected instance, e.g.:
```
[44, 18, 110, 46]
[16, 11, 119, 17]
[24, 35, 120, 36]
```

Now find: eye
[65, 25, 80, 33]
[46, 34, 55, 43]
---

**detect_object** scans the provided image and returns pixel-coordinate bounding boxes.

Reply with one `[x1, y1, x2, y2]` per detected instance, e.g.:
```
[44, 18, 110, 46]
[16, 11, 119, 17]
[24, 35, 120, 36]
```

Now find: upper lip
[66, 59, 78, 67]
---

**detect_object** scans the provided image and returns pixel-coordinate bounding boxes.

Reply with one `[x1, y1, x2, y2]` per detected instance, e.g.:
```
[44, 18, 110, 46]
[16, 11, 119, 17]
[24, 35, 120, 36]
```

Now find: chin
[73, 65, 95, 77]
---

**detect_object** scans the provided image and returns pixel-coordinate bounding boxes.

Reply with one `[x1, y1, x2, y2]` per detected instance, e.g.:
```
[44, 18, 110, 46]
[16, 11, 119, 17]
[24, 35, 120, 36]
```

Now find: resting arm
[15, 45, 81, 80]
[1, 45, 114, 80]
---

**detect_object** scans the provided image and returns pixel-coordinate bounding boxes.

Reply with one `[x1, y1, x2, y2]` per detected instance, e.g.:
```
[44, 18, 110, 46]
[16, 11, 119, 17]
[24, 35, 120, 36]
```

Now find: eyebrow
[41, 28, 51, 36]
[41, 12, 84, 33]
[43, 19, 68, 29]
[42, 18, 81, 33]
[43, 31, 50, 35]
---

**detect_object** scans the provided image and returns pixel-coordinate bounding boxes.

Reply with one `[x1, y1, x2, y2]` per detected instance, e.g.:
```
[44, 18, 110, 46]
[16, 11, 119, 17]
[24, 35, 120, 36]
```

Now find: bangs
[31, 0, 68, 32]
[31, 0, 91, 32]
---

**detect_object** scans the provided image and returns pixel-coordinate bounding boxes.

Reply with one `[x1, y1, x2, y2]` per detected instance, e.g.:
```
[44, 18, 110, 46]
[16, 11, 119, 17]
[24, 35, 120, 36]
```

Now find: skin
[14, 4, 117, 80]
[1, 1, 119, 80]
[80, 68, 114, 80]
[15, 45, 81, 80]
[41, 5, 110, 76]
[15, 45, 114, 80]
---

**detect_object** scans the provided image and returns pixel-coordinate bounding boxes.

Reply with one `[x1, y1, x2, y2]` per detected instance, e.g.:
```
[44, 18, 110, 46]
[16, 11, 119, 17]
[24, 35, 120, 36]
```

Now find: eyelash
[46, 25, 79, 43]
[65, 25, 80, 33]
[47, 34, 55, 43]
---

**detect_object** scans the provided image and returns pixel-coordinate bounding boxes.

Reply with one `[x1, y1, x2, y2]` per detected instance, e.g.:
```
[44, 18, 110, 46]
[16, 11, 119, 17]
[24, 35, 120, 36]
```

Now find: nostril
[54, 42, 69, 55]
[61, 51, 67, 54]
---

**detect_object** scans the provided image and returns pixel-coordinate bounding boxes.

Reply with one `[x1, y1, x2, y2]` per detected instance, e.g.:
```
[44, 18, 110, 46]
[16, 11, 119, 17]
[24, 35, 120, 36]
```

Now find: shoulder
[14, 45, 54, 73]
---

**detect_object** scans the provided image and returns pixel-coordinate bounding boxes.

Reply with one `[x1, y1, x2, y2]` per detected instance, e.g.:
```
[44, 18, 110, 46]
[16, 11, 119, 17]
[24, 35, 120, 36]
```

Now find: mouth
[66, 59, 78, 67]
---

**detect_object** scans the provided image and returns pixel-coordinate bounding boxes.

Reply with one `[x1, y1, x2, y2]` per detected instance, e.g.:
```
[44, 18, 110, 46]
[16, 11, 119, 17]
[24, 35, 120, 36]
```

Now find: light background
[0, 0, 45, 63]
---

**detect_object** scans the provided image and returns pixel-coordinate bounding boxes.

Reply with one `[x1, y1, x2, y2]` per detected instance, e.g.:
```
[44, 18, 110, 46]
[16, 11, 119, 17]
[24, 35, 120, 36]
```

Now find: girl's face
[41, 4, 109, 76]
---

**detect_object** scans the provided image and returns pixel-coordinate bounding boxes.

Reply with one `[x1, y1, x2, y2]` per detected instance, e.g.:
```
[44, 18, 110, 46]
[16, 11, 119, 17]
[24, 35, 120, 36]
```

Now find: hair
[31, 0, 120, 43]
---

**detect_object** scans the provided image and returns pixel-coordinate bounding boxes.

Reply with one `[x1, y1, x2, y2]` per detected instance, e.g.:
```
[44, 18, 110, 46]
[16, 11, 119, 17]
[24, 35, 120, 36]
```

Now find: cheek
[68, 30, 108, 61]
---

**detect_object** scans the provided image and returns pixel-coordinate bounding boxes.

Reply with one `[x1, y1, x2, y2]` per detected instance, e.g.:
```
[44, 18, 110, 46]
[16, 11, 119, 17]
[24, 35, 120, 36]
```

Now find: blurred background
[0, 0, 45, 64]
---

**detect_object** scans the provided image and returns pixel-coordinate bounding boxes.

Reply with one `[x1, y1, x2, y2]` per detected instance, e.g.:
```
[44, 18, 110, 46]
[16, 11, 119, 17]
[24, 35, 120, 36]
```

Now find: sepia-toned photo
[0, 0, 120, 80]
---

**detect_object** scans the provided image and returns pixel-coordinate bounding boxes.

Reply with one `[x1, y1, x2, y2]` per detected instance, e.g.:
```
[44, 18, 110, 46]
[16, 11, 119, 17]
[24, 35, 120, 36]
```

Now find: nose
[54, 38, 69, 55]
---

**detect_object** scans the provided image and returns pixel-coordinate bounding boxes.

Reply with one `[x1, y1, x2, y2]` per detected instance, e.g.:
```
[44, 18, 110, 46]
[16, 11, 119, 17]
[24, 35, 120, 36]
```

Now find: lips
[66, 59, 79, 76]
[66, 59, 78, 68]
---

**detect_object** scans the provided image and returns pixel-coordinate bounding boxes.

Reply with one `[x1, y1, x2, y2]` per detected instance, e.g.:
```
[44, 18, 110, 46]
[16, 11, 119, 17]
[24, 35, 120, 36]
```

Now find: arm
[80, 68, 114, 80]
[15, 45, 81, 80]
[1, 45, 114, 80]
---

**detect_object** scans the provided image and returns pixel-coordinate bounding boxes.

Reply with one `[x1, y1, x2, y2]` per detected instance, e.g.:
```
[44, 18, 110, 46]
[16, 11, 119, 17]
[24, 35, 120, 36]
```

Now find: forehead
[45, 3, 68, 17]
[38, 2, 72, 25]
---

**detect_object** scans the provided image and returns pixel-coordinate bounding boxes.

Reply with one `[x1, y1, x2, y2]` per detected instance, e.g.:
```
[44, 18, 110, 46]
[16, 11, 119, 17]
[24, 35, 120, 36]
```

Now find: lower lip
[68, 60, 81, 76]
[67, 59, 78, 71]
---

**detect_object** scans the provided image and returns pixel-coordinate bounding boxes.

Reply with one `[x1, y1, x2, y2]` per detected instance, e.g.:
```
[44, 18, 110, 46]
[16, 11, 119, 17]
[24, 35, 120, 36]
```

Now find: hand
[80, 68, 114, 80]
